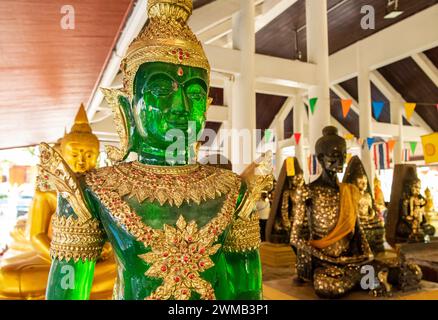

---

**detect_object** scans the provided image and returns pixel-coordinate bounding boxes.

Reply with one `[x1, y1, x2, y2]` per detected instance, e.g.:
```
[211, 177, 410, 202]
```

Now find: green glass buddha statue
[41, 0, 271, 300]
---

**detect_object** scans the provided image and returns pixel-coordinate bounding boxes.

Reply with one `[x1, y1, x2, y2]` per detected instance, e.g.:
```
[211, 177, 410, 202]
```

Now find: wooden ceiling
[378, 57, 438, 131]
[0, 0, 133, 149]
[256, 0, 437, 59]
[254, 0, 437, 138]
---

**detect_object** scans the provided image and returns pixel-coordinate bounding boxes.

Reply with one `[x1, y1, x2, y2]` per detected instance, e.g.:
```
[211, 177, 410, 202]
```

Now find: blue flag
[372, 101, 385, 120]
[367, 137, 375, 150]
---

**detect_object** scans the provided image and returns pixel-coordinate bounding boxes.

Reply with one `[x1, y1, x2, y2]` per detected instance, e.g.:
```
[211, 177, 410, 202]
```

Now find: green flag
[265, 129, 272, 143]
[309, 97, 318, 115]
[410, 141, 418, 155]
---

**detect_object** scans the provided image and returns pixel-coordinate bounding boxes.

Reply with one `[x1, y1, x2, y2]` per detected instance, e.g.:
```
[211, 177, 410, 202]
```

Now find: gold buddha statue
[343, 156, 385, 254]
[425, 187, 436, 222]
[0, 104, 116, 300]
[373, 176, 387, 220]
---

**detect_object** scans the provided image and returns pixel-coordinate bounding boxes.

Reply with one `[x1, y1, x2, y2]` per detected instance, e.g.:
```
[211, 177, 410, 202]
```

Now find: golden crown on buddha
[121, 0, 210, 97]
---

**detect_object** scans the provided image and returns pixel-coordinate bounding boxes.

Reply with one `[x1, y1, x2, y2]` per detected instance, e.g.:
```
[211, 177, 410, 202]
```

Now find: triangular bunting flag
[410, 141, 418, 155]
[367, 137, 375, 150]
[341, 99, 352, 118]
[293, 133, 301, 145]
[309, 97, 318, 115]
[344, 133, 355, 141]
[404, 103, 417, 121]
[372, 101, 385, 120]
[264, 129, 272, 143]
[387, 140, 396, 153]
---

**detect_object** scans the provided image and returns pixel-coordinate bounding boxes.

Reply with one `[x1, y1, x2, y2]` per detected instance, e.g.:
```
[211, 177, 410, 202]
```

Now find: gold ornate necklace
[85, 162, 241, 300]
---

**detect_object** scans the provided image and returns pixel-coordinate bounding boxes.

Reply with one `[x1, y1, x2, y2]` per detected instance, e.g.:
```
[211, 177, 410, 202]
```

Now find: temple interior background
[0, 0, 438, 300]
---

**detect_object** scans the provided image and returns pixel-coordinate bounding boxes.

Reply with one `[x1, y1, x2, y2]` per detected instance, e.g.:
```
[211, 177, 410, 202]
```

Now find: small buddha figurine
[0, 105, 116, 300]
[397, 178, 436, 242]
[42, 0, 272, 300]
[290, 127, 373, 298]
[343, 156, 385, 254]
[425, 188, 436, 222]
[374, 176, 387, 221]
[266, 157, 304, 244]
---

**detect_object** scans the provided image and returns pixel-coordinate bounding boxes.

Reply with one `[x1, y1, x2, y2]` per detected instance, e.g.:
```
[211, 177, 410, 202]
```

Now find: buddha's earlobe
[101, 88, 134, 162]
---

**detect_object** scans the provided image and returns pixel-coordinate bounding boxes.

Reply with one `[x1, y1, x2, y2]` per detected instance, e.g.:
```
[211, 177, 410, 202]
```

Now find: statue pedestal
[263, 278, 438, 300]
[397, 240, 438, 283]
[260, 242, 295, 268]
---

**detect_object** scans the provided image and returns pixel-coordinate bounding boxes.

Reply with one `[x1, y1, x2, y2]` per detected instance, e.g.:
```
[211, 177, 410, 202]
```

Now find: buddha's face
[318, 146, 346, 174]
[62, 141, 99, 173]
[410, 181, 421, 197]
[355, 175, 368, 193]
[132, 62, 209, 152]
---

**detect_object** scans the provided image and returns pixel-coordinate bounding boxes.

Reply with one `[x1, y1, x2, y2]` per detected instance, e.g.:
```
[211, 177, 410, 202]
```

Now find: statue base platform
[263, 278, 438, 300]
[260, 242, 295, 268]
[397, 240, 438, 283]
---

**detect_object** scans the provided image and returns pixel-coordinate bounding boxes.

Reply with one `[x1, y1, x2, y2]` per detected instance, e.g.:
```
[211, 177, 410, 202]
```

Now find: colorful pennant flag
[410, 141, 418, 155]
[341, 99, 352, 118]
[372, 101, 385, 120]
[293, 133, 301, 145]
[286, 157, 295, 177]
[367, 137, 375, 150]
[264, 129, 272, 143]
[309, 97, 318, 115]
[421, 133, 438, 164]
[373, 143, 391, 170]
[387, 140, 397, 153]
[404, 103, 417, 121]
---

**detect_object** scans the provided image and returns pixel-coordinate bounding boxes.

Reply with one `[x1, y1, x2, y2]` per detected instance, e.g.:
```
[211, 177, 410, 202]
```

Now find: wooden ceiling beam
[370, 70, 433, 133]
[411, 52, 438, 88]
[330, 5, 438, 84]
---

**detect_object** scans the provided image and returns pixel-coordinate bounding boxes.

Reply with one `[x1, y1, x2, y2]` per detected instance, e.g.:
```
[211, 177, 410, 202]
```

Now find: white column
[231, 0, 256, 174]
[222, 78, 233, 162]
[391, 99, 404, 164]
[357, 44, 375, 182]
[294, 91, 307, 176]
[306, 0, 331, 153]
[274, 114, 284, 178]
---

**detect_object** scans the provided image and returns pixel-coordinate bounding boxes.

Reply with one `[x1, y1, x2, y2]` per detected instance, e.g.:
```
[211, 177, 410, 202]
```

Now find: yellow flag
[421, 133, 438, 164]
[286, 157, 295, 176]
[404, 103, 417, 121]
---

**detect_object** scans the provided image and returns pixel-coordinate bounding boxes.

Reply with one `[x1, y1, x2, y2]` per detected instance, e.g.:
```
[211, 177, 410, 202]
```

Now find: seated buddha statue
[425, 188, 436, 222]
[290, 126, 373, 299]
[0, 105, 116, 300]
[42, 0, 272, 300]
[397, 178, 436, 242]
[343, 156, 385, 254]
[266, 157, 305, 244]
[373, 176, 387, 221]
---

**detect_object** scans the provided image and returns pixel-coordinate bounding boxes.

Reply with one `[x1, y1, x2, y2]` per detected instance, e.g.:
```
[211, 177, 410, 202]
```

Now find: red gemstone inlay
[161, 265, 167, 272]
[174, 277, 180, 283]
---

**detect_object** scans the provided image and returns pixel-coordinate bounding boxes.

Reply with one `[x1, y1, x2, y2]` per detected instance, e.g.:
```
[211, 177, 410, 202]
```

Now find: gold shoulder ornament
[223, 152, 274, 253]
[38, 143, 105, 262]
[38, 143, 92, 223]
